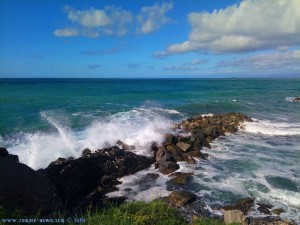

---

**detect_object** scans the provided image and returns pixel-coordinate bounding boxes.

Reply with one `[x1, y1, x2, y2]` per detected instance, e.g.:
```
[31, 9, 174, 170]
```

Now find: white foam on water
[106, 165, 171, 202]
[5, 107, 173, 169]
[285, 97, 300, 102]
[242, 120, 300, 136]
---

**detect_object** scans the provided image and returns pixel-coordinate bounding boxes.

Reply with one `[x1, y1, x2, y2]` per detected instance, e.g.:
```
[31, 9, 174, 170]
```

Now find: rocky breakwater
[0, 146, 154, 215]
[154, 113, 252, 175]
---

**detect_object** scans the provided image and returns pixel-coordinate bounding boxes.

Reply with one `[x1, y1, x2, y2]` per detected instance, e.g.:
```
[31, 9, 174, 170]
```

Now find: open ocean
[0, 78, 299, 222]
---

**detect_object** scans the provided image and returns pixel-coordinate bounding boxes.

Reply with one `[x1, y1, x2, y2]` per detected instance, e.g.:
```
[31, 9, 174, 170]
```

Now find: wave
[5, 107, 173, 170]
[242, 119, 300, 136]
[285, 97, 300, 102]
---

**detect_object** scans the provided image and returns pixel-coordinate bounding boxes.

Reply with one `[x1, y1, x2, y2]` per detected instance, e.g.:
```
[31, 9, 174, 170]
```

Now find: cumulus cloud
[137, 2, 173, 34]
[55, 2, 173, 38]
[218, 49, 300, 72]
[54, 28, 79, 37]
[156, 0, 300, 56]
[54, 6, 133, 37]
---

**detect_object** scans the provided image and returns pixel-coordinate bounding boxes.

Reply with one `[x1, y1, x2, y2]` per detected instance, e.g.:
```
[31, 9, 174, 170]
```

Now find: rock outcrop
[0, 148, 60, 215]
[41, 146, 154, 209]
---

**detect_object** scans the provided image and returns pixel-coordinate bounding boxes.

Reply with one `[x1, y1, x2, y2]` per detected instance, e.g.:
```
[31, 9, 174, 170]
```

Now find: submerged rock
[292, 97, 300, 102]
[169, 172, 193, 185]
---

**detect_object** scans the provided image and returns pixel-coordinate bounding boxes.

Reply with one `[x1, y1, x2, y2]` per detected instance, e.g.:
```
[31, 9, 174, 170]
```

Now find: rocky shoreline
[0, 113, 296, 224]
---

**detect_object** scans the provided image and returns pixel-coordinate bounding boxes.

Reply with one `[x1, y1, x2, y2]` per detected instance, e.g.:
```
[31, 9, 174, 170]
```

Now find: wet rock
[0, 147, 9, 157]
[272, 208, 285, 215]
[159, 161, 180, 175]
[201, 153, 209, 160]
[182, 153, 196, 164]
[0, 151, 60, 215]
[81, 148, 92, 157]
[163, 134, 177, 146]
[121, 143, 135, 151]
[222, 197, 255, 214]
[188, 150, 202, 158]
[146, 173, 159, 179]
[167, 191, 196, 207]
[224, 209, 247, 225]
[257, 203, 273, 215]
[176, 142, 191, 152]
[169, 172, 193, 185]
[166, 145, 184, 161]
[293, 97, 300, 102]
[249, 216, 297, 225]
[43, 146, 153, 209]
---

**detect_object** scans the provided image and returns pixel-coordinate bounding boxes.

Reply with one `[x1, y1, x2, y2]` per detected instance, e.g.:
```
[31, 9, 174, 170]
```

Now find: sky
[0, 0, 300, 78]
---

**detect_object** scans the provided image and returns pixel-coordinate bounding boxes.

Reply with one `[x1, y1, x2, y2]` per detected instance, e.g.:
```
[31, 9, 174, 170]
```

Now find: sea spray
[5, 107, 173, 169]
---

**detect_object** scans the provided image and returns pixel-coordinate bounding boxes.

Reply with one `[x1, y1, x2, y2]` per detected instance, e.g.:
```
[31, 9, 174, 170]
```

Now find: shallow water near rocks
[0, 78, 299, 223]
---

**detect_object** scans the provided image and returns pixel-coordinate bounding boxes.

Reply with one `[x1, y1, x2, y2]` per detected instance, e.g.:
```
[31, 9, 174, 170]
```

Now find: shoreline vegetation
[0, 113, 297, 225]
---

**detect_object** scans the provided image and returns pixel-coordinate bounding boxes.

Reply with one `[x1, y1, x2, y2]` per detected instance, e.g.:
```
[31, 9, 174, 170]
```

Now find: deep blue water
[0, 78, 299, 222]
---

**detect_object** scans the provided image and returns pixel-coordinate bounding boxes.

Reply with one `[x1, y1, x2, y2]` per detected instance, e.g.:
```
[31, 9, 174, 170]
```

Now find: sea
[0, 78, 299, 222]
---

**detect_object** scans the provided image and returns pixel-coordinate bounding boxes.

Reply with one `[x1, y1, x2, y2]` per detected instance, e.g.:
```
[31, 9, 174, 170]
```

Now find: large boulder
[224, 209, 247, 225]
[42, 146, 154, 209]
[0, 148, 60, 215]
[167, 191, 196, 207]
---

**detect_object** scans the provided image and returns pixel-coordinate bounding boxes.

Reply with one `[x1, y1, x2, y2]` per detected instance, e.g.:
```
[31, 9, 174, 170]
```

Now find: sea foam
[6, 107, 173, 169]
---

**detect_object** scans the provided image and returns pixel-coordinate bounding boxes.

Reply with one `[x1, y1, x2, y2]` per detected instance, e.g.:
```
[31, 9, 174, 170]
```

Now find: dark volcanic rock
[0, 150, 60, 215]
[42, 146, 154, 209]
[293, 97, 300, 102]
[167, 191, 196, 207]
[0, 147, 9, 157]
[257, 203, 273, 215]
[81, 148, 92, 157]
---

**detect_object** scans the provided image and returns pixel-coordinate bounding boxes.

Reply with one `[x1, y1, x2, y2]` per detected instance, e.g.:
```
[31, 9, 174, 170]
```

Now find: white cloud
[156, 0, 300, 56]
[55, 2, 173, 38]
[218, 49, 300, 72]
[54, 28, 79, 37]
[137, 2, 173, 34]
[55, 6, 133, 37]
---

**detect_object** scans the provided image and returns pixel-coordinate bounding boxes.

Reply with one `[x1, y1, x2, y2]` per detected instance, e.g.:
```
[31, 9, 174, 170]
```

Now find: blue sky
[0, 0, 300, 78]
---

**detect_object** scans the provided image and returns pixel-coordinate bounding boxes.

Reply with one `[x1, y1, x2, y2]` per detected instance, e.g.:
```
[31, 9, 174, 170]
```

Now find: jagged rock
[146, 173, 159, 179]
[188, 150, 202, 158]
[42, 146, 154, 209]
[182, 153, 196, 164]
[293, 97, 300, 102]
[81, 148, 92, 157]
[163, 134, 177, 146]
[159, 161, 180, 175]
[169, 172, 193, 185]
[222, 197, 255, 214]
[167, 191, 196, 207]
[249, 217, 297, 225]
[0, 147, 9, 157]
[0, 150, 61, 215]
[272, 208, 285, 215]
[224, 209, 247, 225]
[176, 142, 191, 152]
[257, 203, 273, 215]
[166, 145, 184, 161]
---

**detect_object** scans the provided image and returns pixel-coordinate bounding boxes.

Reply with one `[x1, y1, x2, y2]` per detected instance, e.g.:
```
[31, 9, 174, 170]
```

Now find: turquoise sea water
[0, 78, 300, 222]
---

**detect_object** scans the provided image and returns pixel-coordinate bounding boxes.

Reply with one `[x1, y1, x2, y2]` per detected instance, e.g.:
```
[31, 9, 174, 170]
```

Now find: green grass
[0, 200, 239, 225]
